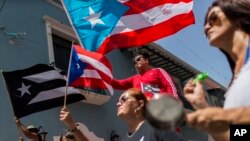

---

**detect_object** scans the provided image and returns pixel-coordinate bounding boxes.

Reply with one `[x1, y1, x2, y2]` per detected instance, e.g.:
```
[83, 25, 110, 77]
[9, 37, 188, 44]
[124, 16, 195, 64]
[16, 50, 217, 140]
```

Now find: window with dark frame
[52, 34, 71, 73]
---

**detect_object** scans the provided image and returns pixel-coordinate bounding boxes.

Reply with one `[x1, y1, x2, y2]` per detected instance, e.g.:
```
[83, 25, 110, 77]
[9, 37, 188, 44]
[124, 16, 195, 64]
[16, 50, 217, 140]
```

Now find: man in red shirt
[112, 51, 178, 100]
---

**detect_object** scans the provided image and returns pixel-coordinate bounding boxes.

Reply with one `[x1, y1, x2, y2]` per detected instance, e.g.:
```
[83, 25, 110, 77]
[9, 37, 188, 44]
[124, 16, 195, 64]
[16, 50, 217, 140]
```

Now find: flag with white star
[62, 0, 129, 52]
[2, 64, 85, 118]
[62, 0, 195, 54]
[68, 44, 114, 95]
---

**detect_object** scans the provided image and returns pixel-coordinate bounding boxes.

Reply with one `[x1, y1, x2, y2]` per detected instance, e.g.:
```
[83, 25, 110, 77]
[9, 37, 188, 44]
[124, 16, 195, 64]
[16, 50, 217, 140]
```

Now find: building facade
[0, 0, 226, 141]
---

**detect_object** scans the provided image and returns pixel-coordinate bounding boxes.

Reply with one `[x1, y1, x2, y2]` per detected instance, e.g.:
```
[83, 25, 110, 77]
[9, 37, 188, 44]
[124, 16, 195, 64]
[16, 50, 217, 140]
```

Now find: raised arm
[111, 76, 134, 90]
[60, 107, 89, 141]
[15, 119, 39, 140]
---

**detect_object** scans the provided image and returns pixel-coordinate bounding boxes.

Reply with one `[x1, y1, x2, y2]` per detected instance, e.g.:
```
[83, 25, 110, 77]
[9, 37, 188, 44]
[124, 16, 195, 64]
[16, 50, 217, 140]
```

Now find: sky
[155, 0, 232, 87]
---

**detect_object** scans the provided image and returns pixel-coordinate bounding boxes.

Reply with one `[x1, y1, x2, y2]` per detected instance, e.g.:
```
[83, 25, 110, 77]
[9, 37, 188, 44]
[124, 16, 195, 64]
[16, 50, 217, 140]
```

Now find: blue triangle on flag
[69, 47, 87, 84]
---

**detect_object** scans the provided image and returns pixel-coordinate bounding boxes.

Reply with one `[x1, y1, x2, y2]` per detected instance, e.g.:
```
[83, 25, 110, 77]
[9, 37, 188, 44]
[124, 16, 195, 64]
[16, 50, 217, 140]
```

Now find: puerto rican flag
[68, 44, 114, 95]
[62, 0, 195, 54]
[141, 83, 160, 99]
[2, 64, 85, 118]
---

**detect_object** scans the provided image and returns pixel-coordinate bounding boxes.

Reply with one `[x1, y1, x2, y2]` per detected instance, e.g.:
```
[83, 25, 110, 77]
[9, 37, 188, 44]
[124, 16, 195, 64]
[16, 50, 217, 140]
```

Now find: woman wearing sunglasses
[183, 0, 250, 140]
[117, 88, 184, 141]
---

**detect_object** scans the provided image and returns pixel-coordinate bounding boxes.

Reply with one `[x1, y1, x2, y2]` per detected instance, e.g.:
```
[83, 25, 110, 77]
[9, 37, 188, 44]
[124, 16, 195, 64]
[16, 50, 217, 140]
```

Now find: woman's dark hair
[59, 130, 75, 141]
[220, 49, 235, 74]
[133, 50, 150, 65]
[135, 51, 150, 60]
[204, 0, 250, 75]
[205, 0, 250, 34]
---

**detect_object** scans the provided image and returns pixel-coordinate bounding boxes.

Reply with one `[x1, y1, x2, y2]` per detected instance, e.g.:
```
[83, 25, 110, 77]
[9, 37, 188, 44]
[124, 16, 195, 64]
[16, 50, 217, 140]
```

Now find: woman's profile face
[116, 91, 139, 119]
[204, 6, 234, 48]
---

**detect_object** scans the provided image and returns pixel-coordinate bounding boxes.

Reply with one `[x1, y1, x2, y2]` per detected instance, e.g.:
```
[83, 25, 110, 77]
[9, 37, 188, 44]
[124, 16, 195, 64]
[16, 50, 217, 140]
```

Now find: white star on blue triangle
[69, 47, 87, 84]
[17, 82, 31, 97]
[83, 7, 105, 29]
[63, 0, 129, 52]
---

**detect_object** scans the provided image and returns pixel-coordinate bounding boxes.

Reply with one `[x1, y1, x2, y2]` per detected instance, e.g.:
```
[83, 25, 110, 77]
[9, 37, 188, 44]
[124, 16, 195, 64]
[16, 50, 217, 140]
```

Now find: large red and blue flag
[62, 0, 195, 54]
[68, 44, 114, 95]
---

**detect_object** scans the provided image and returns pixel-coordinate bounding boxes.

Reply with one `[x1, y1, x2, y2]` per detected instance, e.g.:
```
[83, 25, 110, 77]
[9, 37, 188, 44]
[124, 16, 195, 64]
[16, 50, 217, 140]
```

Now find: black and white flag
[2, 64, 85, 118]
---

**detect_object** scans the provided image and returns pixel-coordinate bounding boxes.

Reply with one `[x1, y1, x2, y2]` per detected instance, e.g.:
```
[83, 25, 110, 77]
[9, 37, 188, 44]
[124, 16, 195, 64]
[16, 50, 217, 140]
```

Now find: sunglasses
[134, 56, 144, 64]
[206, 11, 221, 26]
[118, 95, 128, 104]
[118, 95, 137, 104]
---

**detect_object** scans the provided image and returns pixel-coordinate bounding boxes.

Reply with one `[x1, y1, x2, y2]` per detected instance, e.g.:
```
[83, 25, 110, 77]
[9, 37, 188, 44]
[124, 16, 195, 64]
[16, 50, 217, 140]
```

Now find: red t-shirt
[112, 68, 178, 99]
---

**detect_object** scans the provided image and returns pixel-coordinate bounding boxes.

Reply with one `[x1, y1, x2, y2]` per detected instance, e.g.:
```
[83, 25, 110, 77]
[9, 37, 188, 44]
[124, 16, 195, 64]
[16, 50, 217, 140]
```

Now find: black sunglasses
[118, 95, 128, 104]
[134, 56, 144, 64]
[118, 95, 138, 104]
[206, 11, 221, 26]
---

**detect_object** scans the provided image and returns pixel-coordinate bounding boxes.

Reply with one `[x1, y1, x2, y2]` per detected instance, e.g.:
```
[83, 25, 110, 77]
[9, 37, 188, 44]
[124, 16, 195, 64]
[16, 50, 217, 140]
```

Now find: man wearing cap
[15, 119, 42, 141]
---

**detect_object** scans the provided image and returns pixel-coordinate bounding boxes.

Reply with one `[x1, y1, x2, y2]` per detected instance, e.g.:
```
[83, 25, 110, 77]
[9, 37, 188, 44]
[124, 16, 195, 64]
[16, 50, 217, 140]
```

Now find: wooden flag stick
[63, 86, 68, 108]
[64, 41, 75, 107]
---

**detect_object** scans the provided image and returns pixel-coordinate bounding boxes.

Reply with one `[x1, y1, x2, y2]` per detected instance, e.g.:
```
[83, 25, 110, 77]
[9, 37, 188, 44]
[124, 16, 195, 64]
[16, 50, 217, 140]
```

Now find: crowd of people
[13, 0, 250, 140]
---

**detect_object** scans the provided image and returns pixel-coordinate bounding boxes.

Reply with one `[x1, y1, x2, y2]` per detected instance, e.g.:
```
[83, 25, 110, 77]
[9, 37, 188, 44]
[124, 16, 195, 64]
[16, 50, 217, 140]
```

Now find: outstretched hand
[183, 80, 209, 110]
[60, 107, 76, 130]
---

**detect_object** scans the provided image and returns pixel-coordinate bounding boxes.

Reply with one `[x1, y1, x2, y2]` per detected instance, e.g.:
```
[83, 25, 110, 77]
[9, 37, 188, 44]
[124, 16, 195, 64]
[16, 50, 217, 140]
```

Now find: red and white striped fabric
[70, 45, 114, 95]
[97, 0, 195, 54]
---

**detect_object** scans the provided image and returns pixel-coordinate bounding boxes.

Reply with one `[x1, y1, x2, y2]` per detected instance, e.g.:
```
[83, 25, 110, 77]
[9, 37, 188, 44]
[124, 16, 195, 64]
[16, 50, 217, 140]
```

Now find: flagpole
[64, 41, 75, 107]
[0, 70, 25, 140]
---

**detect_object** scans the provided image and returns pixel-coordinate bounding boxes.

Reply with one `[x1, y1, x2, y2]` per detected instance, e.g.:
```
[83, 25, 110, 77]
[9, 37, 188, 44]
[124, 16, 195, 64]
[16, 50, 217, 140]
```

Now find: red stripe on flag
[123, 0, 193, 15]
[70, 45, 114, 94]
[74, 45, 112, 71]
[74, 45, 107, 63]
[71, 77, 107, 89]
[98, 11, 194, 54]
[86, 65, 113, 85]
